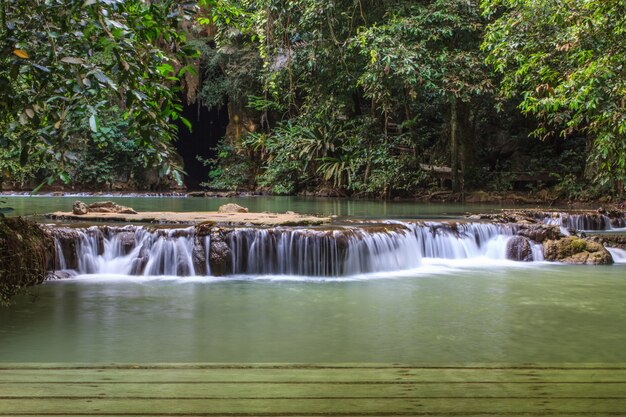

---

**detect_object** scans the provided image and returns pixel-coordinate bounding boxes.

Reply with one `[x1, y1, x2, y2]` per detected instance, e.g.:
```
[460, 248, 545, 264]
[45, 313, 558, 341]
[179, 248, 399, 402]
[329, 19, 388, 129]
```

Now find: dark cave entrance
[175, 101, 228, 190]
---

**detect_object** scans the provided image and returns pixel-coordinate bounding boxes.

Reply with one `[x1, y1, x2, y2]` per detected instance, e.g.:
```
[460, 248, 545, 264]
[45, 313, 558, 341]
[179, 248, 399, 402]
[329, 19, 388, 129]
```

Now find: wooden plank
[3, 367, 626, 383]
[1, 364, 626, 416]
[3, 398, 626, 414]
[2, 381, 626, 399]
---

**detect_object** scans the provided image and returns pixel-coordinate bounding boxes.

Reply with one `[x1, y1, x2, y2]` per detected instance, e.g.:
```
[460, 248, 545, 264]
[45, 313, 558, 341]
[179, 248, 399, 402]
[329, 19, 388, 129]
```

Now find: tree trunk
[450, 97, 460, 193]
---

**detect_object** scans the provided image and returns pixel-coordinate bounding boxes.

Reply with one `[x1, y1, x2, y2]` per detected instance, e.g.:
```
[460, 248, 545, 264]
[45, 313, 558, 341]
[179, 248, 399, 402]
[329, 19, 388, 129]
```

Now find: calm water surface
[1, 265, 625, 363]
[3, 195, 512, 220]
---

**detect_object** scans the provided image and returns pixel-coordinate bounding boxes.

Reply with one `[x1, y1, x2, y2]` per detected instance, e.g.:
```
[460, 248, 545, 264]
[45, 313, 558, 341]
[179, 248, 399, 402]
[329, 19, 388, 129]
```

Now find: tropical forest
[1, 1, 626, 416]
[1, 0, 624, 200]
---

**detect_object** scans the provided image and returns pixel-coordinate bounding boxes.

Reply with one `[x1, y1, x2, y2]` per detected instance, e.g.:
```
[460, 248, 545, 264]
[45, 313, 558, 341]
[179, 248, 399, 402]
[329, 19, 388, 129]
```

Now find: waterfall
[226, 222, 516, 276]
[55, 226, 197, 276]
[607, 248, 626, 264]
[543, 212, 626, 232]
[52, 222, 526, 278]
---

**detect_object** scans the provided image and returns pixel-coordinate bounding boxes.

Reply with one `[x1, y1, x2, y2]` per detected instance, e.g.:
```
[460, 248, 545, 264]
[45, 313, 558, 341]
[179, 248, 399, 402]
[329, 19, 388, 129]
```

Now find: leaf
[89, 114, 98, 132]
[61, 57, 84, 64]
[32, 63, 51, 72]
[25, 108, 35, 119]
[13, 49, 29, 59]
[59, 172, 71, 184]
[180, 116, 192, 131]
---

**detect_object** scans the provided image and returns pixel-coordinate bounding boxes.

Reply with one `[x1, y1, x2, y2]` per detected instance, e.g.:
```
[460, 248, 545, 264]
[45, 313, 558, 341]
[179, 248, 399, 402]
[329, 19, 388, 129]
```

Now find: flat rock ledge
[44, 210, 331, 227]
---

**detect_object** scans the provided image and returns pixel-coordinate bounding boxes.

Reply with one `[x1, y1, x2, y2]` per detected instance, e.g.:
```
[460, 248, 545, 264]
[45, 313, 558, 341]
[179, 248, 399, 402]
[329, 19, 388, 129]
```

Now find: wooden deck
[1, 364, 625, 416]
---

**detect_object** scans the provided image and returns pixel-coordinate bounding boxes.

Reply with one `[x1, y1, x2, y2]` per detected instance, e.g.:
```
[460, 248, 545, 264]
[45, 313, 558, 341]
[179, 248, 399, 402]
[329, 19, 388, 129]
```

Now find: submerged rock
[506, 236, 533, 262]
[218, 203, 248, 213]
[543, 237, 613, 265]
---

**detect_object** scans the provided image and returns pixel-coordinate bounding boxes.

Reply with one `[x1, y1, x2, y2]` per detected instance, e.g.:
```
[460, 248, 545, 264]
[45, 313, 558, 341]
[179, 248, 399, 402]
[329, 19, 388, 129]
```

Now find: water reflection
[1, 266, 626, 363]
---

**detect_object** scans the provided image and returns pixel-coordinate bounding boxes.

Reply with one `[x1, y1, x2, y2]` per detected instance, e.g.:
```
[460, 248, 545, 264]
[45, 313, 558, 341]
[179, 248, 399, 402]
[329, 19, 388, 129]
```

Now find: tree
[0, 0, 197, 188]
[482, 0, 626, 194]
[355, 0, 494, 192]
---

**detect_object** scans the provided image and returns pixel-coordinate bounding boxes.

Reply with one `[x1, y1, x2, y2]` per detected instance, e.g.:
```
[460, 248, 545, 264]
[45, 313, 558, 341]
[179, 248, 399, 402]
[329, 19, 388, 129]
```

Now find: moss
[569, 238, 587, 253]
[0, 217, 54, 305]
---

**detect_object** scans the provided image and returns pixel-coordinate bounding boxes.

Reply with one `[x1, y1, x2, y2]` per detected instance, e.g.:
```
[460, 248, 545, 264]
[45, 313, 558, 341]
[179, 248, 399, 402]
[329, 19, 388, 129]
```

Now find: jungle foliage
[199, 0, 623, 199]
[0, 0, 623, 199]
[0, 0, 197, 190]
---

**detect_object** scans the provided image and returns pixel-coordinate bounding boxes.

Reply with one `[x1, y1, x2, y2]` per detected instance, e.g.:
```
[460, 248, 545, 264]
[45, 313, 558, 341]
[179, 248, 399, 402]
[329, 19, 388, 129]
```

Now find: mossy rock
[543, 236, 613, 265]
[0, 217, 54, 305]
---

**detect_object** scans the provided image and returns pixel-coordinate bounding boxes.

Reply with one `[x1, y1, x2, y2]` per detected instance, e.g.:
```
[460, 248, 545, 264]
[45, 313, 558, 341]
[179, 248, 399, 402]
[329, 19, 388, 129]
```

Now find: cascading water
[543, 212, 626, 232]
[50, 222, 540, 278]
[226, 222, 517, 276]
[607, 248, 626, 264]
[55, 226, 197, 276]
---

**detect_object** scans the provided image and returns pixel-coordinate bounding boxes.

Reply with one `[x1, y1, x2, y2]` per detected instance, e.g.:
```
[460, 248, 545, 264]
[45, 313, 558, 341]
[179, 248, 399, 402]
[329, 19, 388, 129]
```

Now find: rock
[187, 191, 206, 198]
[192, 235, 208, 276]
[88, 201, 138, 214]
[50, 227, 82, 270]
[72, 201, 89, 215]
[465, 191, 492, 203]
[506, 236, 533, 261]
[517, 224, 562, 243]
[72, 201, 137, 215]
[543, 237, 613, 265]
[116, 232, 136, 255]
[218, 203, 248, 213]
[208, 231, 232, 276]
[587, 234, 626, 250]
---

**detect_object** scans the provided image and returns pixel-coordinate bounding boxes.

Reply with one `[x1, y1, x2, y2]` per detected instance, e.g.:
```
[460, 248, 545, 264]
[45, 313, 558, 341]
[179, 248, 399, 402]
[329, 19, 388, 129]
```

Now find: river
[1, 196, 625, 363]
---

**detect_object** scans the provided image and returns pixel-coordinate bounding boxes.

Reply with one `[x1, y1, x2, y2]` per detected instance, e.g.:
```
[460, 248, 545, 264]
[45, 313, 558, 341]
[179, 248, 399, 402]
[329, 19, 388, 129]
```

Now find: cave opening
[175, 101, 228, 190]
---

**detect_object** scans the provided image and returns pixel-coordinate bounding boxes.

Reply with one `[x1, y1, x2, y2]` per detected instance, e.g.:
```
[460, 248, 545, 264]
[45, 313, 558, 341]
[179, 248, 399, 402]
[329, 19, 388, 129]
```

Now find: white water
[607, 248, 626, 264]
[53, 222, 523, 277]
[62, 226, 197, 276]
[544, 212, 626, 232]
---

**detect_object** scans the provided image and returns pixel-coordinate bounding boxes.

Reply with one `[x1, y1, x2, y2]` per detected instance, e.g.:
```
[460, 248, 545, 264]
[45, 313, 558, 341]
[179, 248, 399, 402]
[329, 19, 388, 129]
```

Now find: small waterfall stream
[52, 222, 521, 277]
[543, 212, 626, 232]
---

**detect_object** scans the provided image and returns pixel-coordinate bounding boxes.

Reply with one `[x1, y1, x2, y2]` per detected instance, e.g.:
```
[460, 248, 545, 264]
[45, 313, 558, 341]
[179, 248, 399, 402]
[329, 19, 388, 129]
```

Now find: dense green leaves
[0, 0, 197, 188]
[482, 0, 626, 193]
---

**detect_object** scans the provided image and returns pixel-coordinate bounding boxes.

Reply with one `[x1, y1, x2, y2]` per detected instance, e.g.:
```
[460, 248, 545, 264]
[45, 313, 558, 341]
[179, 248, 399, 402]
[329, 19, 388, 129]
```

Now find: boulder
[506, 236, 533, 262]
[72, 201, 137, 215]
[218, 203, 248, 213]
[88, 201, 137, 214]
[517, 224, 562, 243]
[72, 201, 89, 215]
[543, 237, 613, 265]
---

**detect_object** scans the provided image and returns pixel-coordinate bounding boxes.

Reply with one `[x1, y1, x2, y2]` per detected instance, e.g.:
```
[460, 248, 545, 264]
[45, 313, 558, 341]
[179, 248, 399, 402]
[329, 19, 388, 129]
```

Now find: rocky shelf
[44, 210, 332, 226]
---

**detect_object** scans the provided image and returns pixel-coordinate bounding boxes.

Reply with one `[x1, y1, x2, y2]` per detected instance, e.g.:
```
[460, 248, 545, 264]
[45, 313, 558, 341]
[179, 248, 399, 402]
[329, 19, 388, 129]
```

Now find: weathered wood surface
[1, 364, 625, 416]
